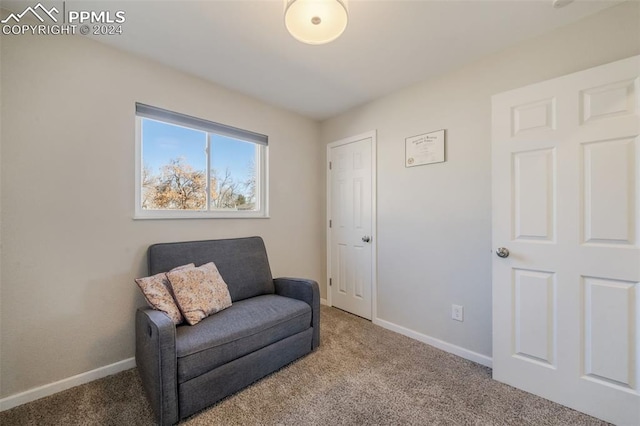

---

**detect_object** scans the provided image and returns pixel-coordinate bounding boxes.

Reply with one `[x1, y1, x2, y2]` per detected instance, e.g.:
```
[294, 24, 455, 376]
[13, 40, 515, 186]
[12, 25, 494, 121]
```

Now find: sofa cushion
[167, 262, 232, 325]
[175, 294, 311, 383]
[147, 237, 275, 302]
[134, 263, 195, 325]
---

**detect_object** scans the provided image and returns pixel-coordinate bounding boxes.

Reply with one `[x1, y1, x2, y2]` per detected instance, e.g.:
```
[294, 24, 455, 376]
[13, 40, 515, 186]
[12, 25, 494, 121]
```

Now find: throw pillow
[135, 263, 194, 325]
[166, 262, 232, 325]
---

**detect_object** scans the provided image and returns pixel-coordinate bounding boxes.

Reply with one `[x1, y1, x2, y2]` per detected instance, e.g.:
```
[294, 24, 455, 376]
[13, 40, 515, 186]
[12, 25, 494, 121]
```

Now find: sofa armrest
[135, 308, 179, 426]
[273, 277, 320, 350]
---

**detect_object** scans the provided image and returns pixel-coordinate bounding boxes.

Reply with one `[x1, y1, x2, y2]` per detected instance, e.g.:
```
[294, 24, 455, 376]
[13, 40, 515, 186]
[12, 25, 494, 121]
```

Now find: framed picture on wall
[405, 129, 445, 167]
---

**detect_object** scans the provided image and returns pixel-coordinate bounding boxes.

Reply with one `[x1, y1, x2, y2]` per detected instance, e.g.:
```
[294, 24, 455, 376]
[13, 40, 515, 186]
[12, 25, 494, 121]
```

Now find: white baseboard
[373, 317, 493, 368]
[320, 298, 329, 306]
[0, 357, 136, 412]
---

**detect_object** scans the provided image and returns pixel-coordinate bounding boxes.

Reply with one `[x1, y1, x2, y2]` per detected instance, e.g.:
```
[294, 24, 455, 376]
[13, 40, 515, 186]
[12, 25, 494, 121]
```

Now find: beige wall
[320, 2, 640, 358]
[0, 30, 323, 397]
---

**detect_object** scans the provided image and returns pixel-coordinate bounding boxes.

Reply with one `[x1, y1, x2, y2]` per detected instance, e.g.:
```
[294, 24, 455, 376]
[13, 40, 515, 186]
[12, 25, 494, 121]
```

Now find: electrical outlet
[452, 304, 464, 322]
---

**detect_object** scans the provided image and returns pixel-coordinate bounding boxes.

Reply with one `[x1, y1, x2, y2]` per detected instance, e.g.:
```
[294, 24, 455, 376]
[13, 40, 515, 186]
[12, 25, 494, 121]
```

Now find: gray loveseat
[135, 237, 320, 425]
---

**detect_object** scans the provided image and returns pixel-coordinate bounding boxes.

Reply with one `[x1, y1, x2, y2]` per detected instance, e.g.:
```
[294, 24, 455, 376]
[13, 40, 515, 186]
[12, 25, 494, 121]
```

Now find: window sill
[133, 211, 270, 220]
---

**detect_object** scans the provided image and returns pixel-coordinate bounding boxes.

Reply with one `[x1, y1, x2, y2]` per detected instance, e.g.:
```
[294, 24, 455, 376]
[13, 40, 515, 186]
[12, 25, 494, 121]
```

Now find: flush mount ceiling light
[285, 0, 348, 45]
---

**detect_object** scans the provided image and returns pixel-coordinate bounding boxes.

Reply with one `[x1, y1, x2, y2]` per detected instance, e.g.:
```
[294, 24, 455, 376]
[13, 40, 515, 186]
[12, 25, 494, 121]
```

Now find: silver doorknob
[496, 247, 510, 258]
[362, 236, 371, 243]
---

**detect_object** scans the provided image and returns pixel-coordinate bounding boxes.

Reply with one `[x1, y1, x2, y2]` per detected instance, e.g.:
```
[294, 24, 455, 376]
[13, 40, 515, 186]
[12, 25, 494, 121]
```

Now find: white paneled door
[328, 132, 376, 320]
[492, 55, 639, 425]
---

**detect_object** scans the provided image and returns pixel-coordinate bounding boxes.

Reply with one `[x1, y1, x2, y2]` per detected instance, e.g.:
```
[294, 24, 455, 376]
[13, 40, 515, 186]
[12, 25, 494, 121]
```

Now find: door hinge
[329, 161, 332, 170]
[329, 219, 332, 228]
[329, 278, 332, 286]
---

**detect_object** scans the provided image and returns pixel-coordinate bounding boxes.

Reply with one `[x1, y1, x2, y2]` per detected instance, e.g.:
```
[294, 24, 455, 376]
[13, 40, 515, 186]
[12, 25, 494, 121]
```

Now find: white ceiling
[3, 0, 621, 120]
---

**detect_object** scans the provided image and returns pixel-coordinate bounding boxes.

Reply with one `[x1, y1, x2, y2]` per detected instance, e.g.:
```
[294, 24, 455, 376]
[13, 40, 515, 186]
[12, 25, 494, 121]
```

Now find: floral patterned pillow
[135, 263, 194, 325]
[166, 262, 232, 326]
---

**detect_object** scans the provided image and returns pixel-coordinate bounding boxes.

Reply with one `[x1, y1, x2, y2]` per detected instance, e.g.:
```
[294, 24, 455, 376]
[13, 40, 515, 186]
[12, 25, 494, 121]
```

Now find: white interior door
[328, 132, 376, 320]
[492, 55, 639, 425]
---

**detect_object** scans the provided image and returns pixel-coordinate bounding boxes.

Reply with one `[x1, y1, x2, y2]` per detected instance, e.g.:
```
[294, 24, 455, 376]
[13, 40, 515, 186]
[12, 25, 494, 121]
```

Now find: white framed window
[135, 103, 268, 219]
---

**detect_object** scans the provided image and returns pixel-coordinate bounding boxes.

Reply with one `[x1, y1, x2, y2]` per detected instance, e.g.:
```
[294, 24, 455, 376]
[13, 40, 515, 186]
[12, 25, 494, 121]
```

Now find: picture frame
[405, 129, 445, 167]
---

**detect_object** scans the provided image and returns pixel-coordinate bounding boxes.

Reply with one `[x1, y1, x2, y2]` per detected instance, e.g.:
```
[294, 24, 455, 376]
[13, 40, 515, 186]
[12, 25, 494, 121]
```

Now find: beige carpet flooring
[1, 306, 608, 425]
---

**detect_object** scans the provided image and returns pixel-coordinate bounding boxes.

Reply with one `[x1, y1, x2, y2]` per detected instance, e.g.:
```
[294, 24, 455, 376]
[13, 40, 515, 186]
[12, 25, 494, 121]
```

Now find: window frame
[134, 104, 269, 219]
